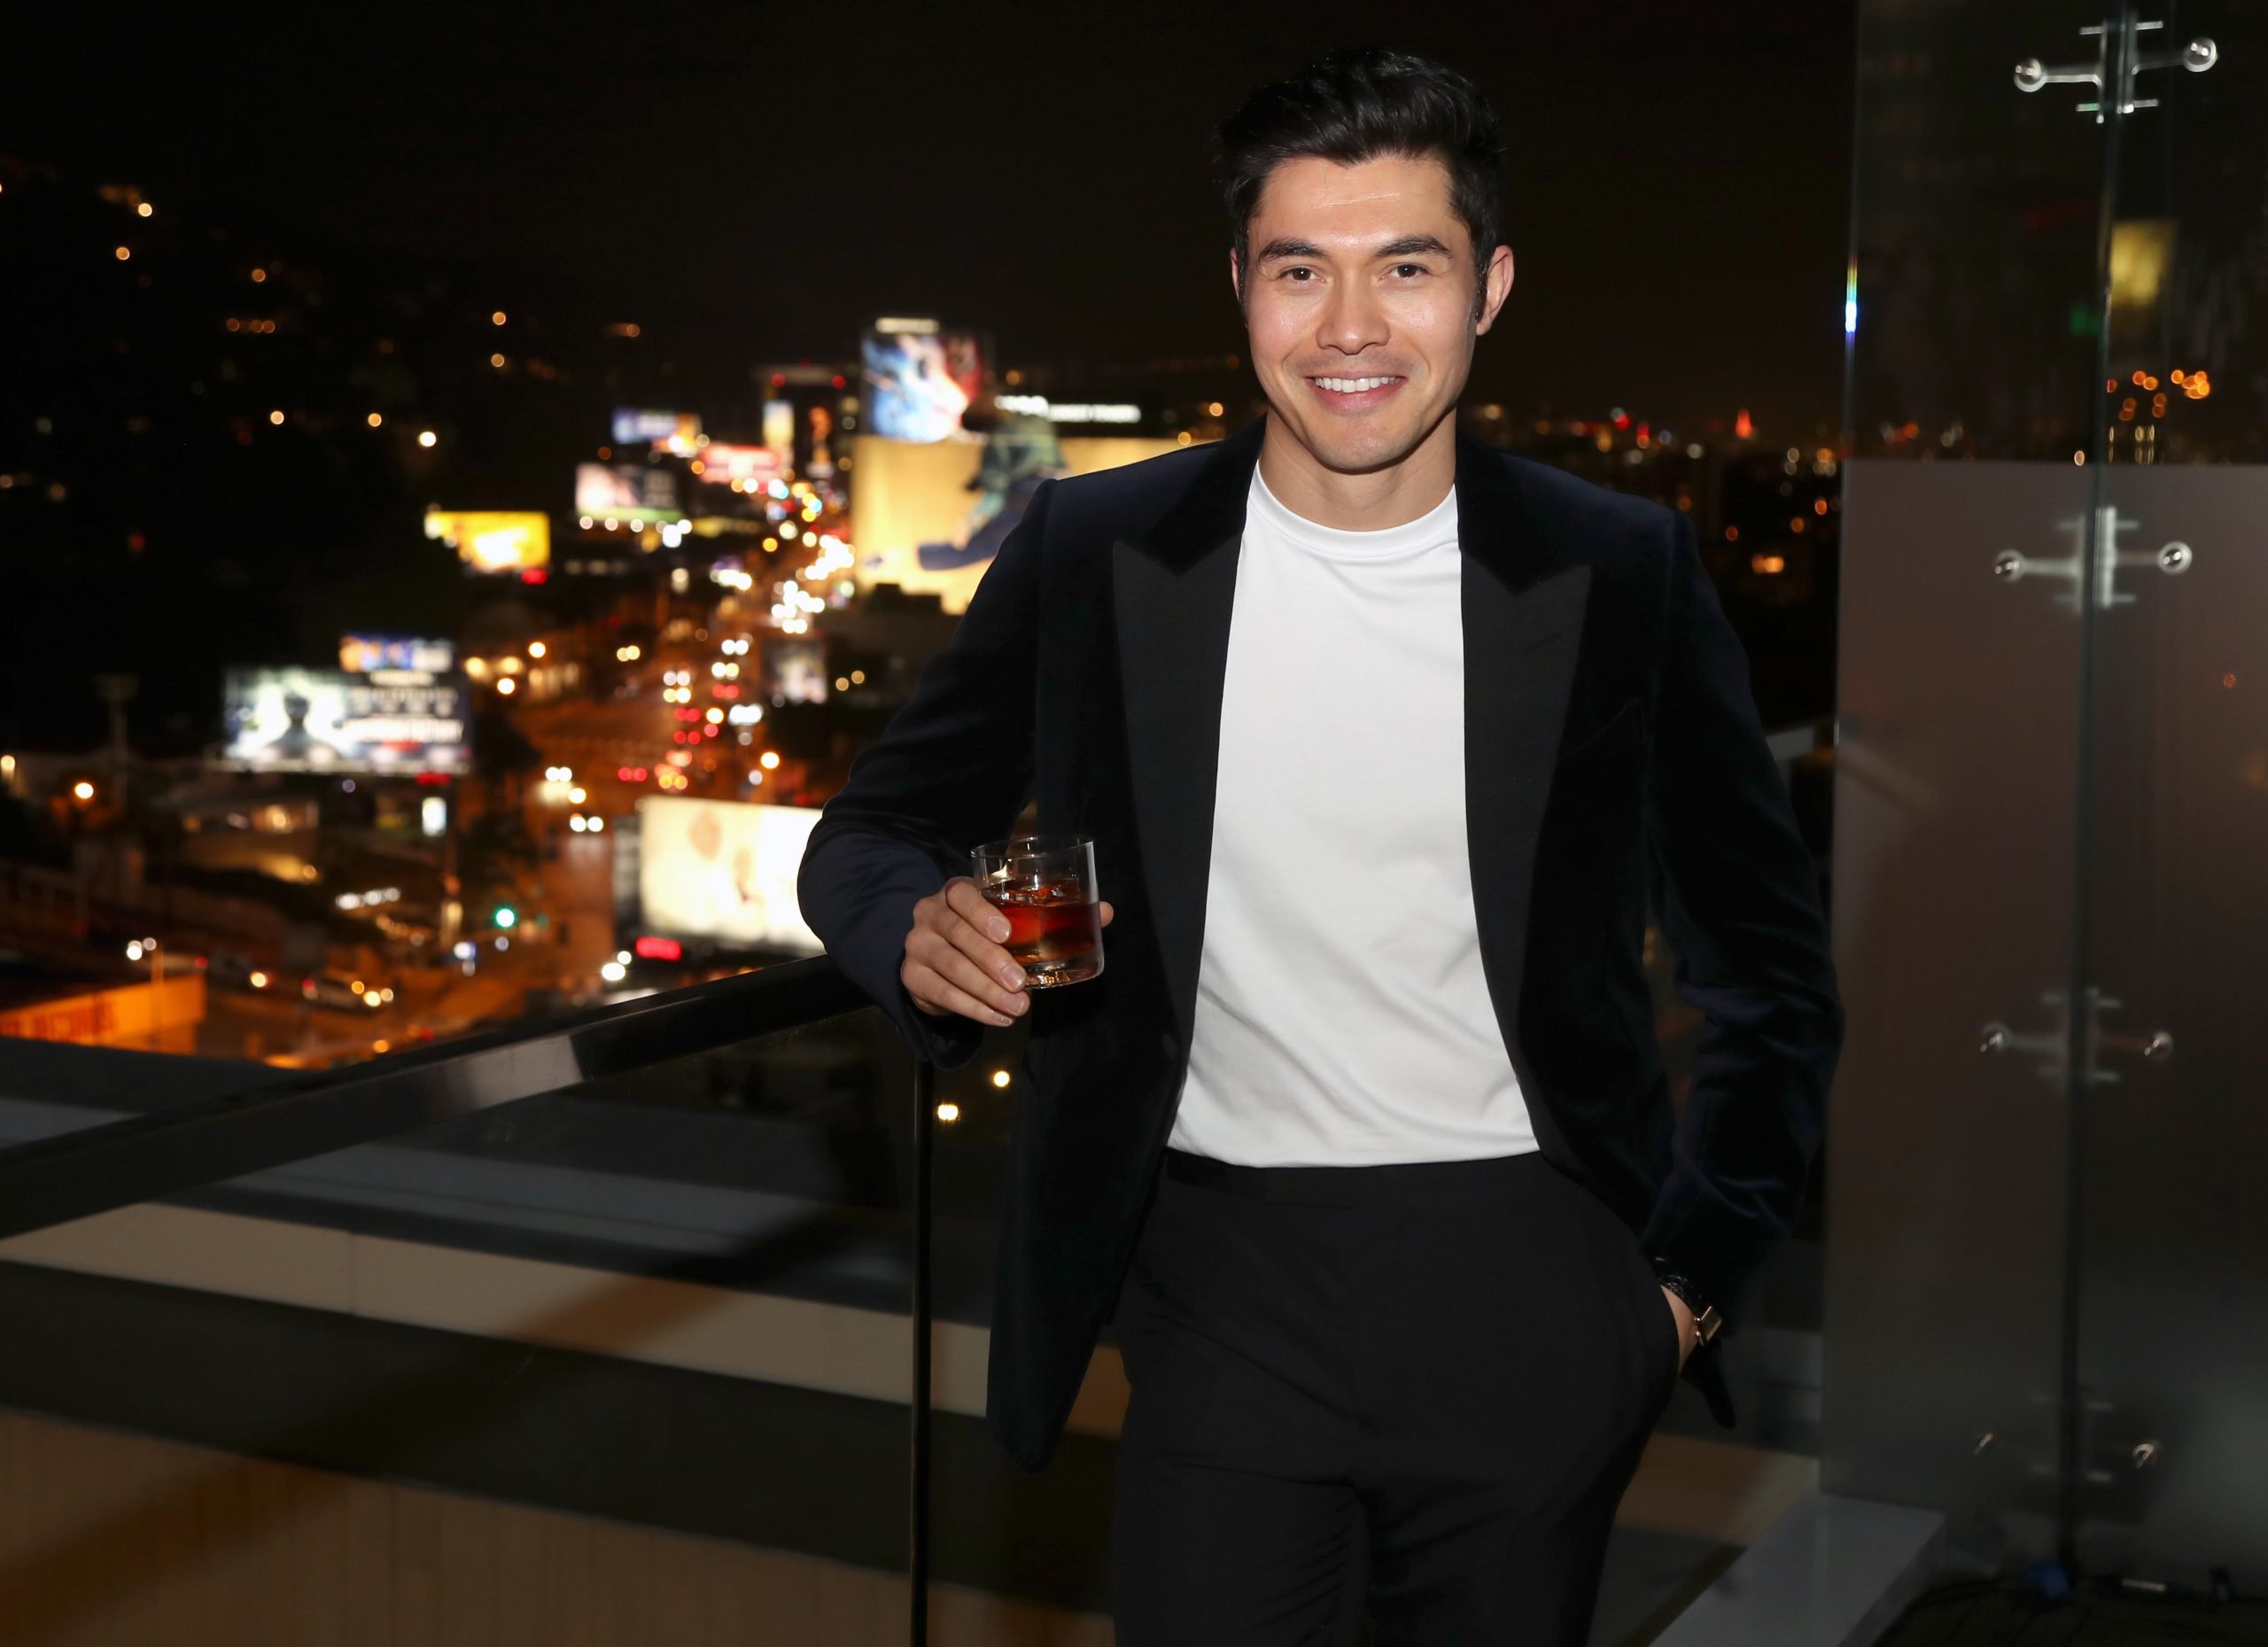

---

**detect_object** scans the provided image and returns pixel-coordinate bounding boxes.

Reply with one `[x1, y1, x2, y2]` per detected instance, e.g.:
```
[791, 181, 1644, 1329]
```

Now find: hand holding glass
[972, 835, 1106, 988]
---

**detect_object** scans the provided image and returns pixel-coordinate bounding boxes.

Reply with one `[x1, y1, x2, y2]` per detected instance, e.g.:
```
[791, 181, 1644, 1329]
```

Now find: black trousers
[1110, 1148, 1681, 1646]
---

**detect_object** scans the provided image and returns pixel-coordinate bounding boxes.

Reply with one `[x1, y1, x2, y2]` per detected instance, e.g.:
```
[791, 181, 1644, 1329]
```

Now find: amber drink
[973, 835, 1104, 988]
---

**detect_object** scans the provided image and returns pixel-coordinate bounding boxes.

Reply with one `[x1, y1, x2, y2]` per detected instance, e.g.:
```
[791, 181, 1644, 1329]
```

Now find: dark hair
[1216, 48, 1505, 312]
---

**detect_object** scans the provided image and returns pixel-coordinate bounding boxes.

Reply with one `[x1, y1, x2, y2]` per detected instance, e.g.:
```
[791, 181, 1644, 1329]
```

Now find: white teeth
[1314, 376, 1398, 392]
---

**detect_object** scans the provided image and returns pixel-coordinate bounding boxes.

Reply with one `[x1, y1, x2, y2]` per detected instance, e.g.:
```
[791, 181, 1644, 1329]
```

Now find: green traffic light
[495, 907, 517, 929]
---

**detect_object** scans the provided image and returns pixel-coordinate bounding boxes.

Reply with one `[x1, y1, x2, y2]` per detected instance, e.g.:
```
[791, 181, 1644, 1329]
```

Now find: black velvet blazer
[797, 419, 1843, 1470]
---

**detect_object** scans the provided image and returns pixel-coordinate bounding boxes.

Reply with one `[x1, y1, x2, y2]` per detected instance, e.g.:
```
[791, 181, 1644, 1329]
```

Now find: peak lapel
[1112, 423, 1264, 1046]
[1456, 433, 1590, 1118]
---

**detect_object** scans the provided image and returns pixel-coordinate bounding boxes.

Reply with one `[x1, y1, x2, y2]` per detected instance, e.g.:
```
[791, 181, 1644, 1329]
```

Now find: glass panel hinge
[2015, 18, 2218, 122]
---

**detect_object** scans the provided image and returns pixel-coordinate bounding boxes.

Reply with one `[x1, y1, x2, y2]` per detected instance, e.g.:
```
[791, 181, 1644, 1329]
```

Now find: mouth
[1304, 372, 1407, 411]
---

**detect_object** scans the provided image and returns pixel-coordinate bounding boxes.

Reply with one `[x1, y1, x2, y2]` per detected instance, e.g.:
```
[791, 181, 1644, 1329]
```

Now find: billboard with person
[860, 328, 984, 442]
[574, 463, 685, 524]
[847, 432, 1179, 612]
[221, 669, 470, 774]
[634, 796, 821, 955]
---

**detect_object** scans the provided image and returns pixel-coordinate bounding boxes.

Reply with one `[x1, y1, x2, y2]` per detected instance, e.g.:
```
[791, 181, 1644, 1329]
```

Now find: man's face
[689, 811, 722, 859]
[1235, 152, 1511, 475]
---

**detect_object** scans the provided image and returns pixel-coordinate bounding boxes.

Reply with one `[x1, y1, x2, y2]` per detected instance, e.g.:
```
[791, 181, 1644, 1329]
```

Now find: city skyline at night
[9, 2, 1858, 437]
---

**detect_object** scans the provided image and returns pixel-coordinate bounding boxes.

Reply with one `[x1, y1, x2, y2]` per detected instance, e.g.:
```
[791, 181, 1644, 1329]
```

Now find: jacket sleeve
[1638, 509, 1844, 1325]
[793, 480, 1053, 1069]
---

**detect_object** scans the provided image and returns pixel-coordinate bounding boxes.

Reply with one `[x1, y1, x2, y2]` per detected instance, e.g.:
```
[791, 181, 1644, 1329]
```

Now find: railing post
[910, 1059, 935, 1646]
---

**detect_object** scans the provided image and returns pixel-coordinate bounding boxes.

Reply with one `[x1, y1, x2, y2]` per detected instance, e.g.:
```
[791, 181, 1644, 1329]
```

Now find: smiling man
[799, 46, 1842, 1644]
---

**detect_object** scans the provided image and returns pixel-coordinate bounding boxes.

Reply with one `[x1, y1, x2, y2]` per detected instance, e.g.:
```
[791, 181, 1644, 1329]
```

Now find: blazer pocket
[1555, 695, 1644, 768]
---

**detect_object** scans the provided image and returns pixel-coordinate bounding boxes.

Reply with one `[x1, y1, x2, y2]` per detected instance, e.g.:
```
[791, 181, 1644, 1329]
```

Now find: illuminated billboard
[861, 328, 983, 442]
[341, 635, 454, 674]
[0, 975, 206, 1054]
[696, 444, 783, 489]
[612, 408, 703, 449]
[575, 462, 684, 524]
[762, 400, 794, 465]
[424, 510, 551, 574]
[636, 796, 821, 955]
[221, 669, 470, 774]
[847, 432, 1178, 613]
[763, 640, 828, 704]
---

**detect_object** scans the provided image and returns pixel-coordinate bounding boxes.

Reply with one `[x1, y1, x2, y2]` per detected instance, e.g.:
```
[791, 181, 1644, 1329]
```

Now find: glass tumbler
[971, 834, 1105, 988]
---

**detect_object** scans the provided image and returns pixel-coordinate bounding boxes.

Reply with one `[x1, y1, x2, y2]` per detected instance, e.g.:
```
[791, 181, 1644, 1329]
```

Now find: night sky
[12, 1, 1857, 437]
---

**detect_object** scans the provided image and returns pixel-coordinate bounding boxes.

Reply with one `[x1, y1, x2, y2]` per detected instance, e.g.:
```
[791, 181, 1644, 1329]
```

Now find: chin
[1298, 422, 1424, 476]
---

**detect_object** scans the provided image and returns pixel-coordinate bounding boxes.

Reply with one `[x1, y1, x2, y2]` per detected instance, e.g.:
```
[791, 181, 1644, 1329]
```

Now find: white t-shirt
[1167, 469, 1538, 1167]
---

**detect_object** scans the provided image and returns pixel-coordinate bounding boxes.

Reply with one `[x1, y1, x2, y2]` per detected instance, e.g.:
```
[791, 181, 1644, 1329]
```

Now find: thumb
[1099, 900, 1115, 928]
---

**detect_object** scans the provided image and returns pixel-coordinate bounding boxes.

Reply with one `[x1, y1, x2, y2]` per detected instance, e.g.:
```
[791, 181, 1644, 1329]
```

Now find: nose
[1316, 279, 1388, 358]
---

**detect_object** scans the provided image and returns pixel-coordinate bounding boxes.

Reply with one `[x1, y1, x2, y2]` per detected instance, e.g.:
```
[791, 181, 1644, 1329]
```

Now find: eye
[1391, 263, 1427, 279]
[1279, 266, 1317, 283]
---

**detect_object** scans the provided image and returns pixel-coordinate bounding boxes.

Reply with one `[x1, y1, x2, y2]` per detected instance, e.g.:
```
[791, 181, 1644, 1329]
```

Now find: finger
[942, 918, 1027, 996]
[905, 931, 1021, 1022]
[910, 927, 1028, 1016]
[944, 878, 1010, 944]
[1099, 900, 1115, 928]
[930, 893, 1026, 991]
[907, 959, 1016, 1026]
[912, 890, 1025, 1004]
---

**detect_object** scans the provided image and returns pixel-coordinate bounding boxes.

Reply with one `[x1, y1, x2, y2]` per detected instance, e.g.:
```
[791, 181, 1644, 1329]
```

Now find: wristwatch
[1651, 1260, 1722, 1346]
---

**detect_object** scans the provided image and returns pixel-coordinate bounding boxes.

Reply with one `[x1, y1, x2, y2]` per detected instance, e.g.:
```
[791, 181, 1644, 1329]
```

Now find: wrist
[1650, 1260, 1723, 1347]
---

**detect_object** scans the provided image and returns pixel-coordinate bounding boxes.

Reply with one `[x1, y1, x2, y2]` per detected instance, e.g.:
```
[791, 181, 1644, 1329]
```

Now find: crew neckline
[1248, 469, 1458, 563]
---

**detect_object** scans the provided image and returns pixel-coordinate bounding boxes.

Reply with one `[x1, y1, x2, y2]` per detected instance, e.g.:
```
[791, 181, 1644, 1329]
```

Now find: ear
[1473, 245, 1516, 337]
[1228, 245, 1244, 306]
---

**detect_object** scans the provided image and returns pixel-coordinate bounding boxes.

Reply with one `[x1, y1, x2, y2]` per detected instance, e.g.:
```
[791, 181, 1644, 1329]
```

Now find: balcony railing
[0, 957, 1007, 1639]
[0, 723, 1844, 1642]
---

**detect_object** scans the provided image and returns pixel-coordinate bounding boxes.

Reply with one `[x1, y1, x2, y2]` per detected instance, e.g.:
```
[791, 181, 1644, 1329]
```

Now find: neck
[1255, 411, 1459, 532]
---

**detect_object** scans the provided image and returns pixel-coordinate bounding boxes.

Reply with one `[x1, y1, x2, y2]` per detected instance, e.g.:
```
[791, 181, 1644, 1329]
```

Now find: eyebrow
[1253, 234, 1457, 264]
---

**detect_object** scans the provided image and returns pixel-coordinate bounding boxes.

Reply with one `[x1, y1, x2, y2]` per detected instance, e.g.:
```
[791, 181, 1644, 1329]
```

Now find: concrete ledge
[1651, 1493, 1944, 1647]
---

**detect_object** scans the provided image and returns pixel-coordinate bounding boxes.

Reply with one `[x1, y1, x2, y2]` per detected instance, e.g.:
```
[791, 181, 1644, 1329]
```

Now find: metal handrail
[0, 950, 949, 1635]
[0, 955, 873, 1242]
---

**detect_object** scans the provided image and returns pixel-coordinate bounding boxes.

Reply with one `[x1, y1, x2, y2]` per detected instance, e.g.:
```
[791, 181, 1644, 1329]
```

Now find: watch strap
[1650, 1260, 1723, 1344]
